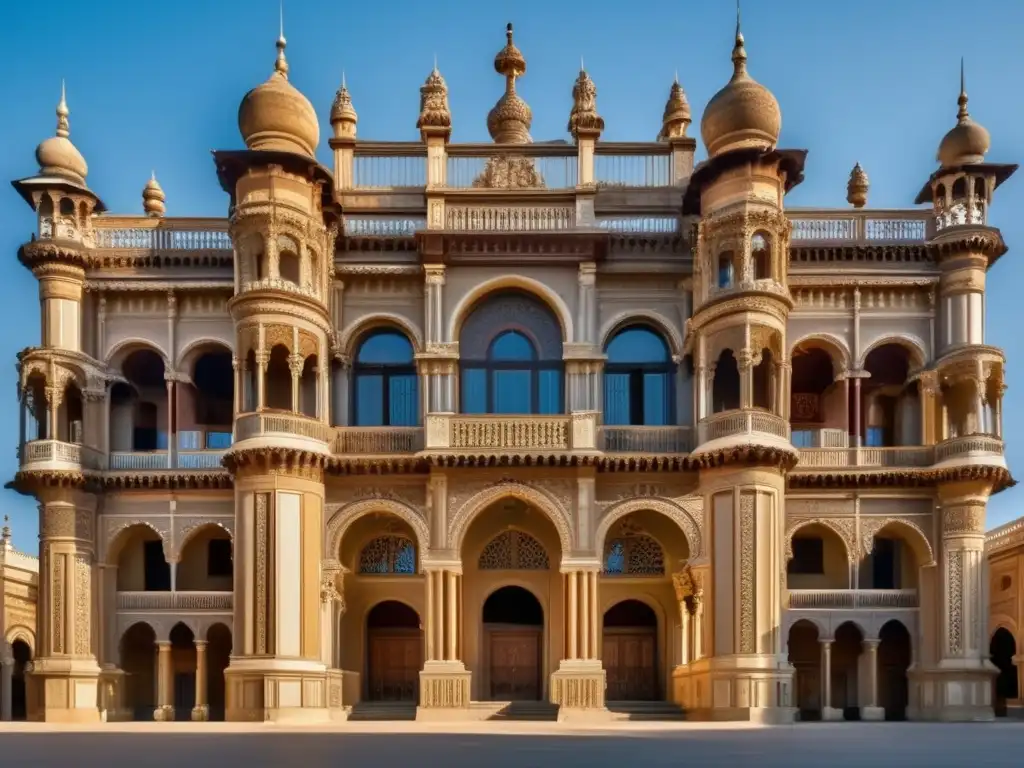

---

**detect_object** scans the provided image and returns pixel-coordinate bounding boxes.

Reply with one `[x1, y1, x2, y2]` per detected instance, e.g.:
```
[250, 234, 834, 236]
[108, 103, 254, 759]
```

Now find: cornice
[788, 465, 1014, 493]
[84, 280, 234, 292]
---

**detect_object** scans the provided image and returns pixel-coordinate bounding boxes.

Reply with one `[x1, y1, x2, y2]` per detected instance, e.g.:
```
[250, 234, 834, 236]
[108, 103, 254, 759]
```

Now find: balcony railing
[791, 428, 849, 449]
[19, 439, 105, 470]
[797, 446, 935, 469]
[333, 427, 424, 455]
[787, 589, 919, 610]
[109, 451, 170, 470]
[445, 204, 576, 231]
[116, 591, 233, 611]
[594, 145, 673, 188]
[343, 215, 426, 237]
[596, 215, 681, 233]
[696, 410, 790, 446]
[934, 434, 1005, 463]
[787, 209, 932, 245]
[234, 412, 333, 444]
[600, 426, 693, 454]
[425, 412, 598, 452]
[91, 218, 232, 251]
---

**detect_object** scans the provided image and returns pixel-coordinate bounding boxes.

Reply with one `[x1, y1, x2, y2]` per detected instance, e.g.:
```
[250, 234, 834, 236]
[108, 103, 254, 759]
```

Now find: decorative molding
[948, 549, 963, 655]
[595, 496, 703, 559]
[786, 517, 857, 564]
[860, 516, 935, 565]
[738, 493, 755, 655]
[447, 480, 573, 554]
[325, 497, 429, 560]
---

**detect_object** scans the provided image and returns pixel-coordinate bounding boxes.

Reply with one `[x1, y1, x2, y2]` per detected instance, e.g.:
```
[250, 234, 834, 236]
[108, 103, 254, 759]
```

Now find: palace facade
[7, 17, 1016, 724]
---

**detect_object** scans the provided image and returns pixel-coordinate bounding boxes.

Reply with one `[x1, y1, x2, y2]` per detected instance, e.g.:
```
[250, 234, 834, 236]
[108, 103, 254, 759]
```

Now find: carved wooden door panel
[489, 630, 541, 701]
[603, 631, 656, 701]
[368, 631, 421, 702]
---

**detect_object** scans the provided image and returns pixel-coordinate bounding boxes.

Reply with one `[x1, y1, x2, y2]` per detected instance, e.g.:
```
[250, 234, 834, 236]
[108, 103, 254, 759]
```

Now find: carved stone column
[908, 480, 995, 721]
[153, 641, 173, 721]
[419, 563, 470, 716]
[32, 488, 101, 722]
[330, 354, 350, 427]
[820, 639, 842, 720]
[860, 639, 884, 721]
[1, 653, 12, 721]
[550, 564, 606, 719]
[191, 641, 208, 721]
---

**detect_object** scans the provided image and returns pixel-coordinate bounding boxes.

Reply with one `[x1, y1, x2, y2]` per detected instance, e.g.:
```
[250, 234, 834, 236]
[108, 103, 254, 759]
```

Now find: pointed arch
[860, 517, 935, 566]
[448, 275, 574, 344]
[448, 481, 573, 555]
[599, 310, 683, 358]
[858, 334, 928, 370]
[325, 498, 429, 560]
[595, 497, 703, 560]
[5, 626, 35, 656]
[174, 521, 233, 563]
[786, 518, 857, 564]
[105, 520, 169, 565]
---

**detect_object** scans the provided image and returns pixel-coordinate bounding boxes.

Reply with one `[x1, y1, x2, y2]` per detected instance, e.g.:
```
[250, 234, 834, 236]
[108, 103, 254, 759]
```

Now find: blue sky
[1, 0, 1022, 551]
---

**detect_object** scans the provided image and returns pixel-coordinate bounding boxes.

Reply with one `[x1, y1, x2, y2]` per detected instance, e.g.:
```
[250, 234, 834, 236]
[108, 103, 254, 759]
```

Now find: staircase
[607, 701, 687, 721]
[481, 701, 560, 721]
[346, 701, 418, 721]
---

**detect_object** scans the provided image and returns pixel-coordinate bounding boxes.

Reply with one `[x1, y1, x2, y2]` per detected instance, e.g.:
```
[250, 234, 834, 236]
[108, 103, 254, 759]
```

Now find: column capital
[820, 638, 834, 647]
[862, 638, 880, 651]
[156, 640, 172, 650]
[194, 640, 208, 650]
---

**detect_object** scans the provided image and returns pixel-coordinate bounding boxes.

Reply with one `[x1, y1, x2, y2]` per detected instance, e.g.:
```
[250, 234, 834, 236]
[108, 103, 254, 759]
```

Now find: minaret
[909, 61, 1017, 722]
[680, 7, 803, 723]
[329, 74, 357, 192]
[214, 21, 338, 723]
[9, 83, 105, 723]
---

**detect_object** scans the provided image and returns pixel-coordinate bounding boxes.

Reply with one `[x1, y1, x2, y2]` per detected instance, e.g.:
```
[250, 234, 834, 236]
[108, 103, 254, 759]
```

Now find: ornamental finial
[847, 162, 869, 208]
[143, 171, 166, 217]
[417, 65, 452, 140]
[56, 80, 70, 138]
[487, 22, 532, 143]
[568, 65, 603, 141]
[659, 76, 692, 140]
[274, 0, 289, 77]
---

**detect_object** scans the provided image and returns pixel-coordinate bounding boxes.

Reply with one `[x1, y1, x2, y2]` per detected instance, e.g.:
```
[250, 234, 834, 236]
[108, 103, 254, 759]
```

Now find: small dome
[237, 34, 319, 157]
[417, 66, 452, 136]
[700, 22, 781, 159]
[487, 23, 532, 143]
[494, 23, 526, 77]
[937, 73, 990, 167]
[35, 85, 88, 184]
[330, 76, 358, 139]
[142, 173, 166, 217]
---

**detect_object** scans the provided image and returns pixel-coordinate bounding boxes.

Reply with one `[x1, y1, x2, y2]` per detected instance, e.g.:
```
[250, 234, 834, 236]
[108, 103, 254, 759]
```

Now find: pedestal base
[672, 656, 796, 724]
[860, 705, 885, 721]
[908, 665, 996, 722]
[153, 705, 174, 721]
[191, 705, 210, 721]
[418, 661, 471, 711]
[27, 657, 101, 723]
[550, 660, 606, 713]
[822, 706, 844, 721]
[224, 657, 329, 723]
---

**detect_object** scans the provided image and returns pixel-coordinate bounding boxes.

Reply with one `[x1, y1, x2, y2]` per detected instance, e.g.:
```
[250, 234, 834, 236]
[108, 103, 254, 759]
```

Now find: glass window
[603, 326, 673, 426]
[352, 331, 418, 426]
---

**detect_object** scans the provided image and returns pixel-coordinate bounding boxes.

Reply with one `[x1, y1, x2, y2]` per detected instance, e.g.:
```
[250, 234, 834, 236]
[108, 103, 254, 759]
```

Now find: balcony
[796, 446, 935, 469]
[787, 209, 933, 245]
[19, 439, 104, 472]
[600, 426, 693, 454]
[333, 427, 424, 455]
[696, 409, 791, 449]
[91, 218, 232, 252]
[424, 412, 598, 453]
[933, 434, 1006, 467]
[116, 591, 233, 611]
[233, 411, 332, 452]
[788, 589, 919, 610]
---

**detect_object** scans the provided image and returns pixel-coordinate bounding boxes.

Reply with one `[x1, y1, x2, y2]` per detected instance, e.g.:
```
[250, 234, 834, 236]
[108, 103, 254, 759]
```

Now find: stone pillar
[1, 654, 12, 721]
[223, 459, 329, 723]
[680, 603, 690, 666]
[191, 641, 209, 721]
[550, 565, 606, 718]
[418, 564, 471, 715]
[908, 481, 995, 721]
[32, 489, 101, 722]
[821, 639, 842, 720]
[154, 641, 173, 721]
[861, 639, 884, 720]
[331, 356, 350, 427]
[852, 376, 862, 447]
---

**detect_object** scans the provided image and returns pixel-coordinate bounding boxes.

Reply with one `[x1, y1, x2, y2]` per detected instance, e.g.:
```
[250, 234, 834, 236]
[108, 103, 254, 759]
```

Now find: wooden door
[367, 631, 421, 702]
[489, 630, 541, 701]
[603, 630, 656, 701]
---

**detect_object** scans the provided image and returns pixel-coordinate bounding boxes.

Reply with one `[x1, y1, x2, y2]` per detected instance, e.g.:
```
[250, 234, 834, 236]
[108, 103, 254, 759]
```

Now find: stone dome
[35, 86, 88, 184]
[937, 82, 990, 167]
[700, 25, 781, 159]
[237, 35, 319, 157]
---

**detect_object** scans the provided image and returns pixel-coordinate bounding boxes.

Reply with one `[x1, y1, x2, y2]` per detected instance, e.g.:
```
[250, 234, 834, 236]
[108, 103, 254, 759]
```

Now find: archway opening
[603, 325, 674, 426]
[603, 600, 658, 701]
[265, 344, 292, 411]
[711, 349, 740, 412]
[787, 523, 849, 591]
[170, 622, 196, 722]
[787, 620, 822, 721]
[790, 344, 844, 448]
[833, 621, 864, 720]
[206, 623, 232, 721]
[859, 523, 924, 591]
[482, 586, 543, 701]
[120, 622, 157, 721]
[10, 639, 31, 720]
[990, 627, 1018, 717]
[176, 525, 233, 592]
[365, 601, 421, 702]
[879, 620, 911, 721]
[300, 354, 318, 418]
[181, 348, 234, 452]
[862, 344, 918, 446]
[114, 524, 170, 592]
[111, 348, 167, 453]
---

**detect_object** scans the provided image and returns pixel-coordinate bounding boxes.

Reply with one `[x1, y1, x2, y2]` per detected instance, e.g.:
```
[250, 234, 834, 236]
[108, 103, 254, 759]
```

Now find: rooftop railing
[91, 217, 232, 251]
[787, 209, 933, 245]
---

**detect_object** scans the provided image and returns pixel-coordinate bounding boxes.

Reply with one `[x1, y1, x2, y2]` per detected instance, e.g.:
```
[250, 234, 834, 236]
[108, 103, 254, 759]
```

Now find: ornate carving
[596, 497, 703, 560]
[358, 535, 417, 574]
[860, 516, 935, 564]
[739, 494, 755, 654]
[254, 493, 268, 655]
[785, 517, 857, 564]
[74, 554, 91, 655]
[472, 156, 546, 190]
[603, 533, 664, 576]
[943, 503, 986, 536]
[948, 549, 963, 655]
[52, 553, 65, 655]
[325, 498, 429, 560]
[448, 480, 573, 554]
[105, 518, 170, 563]
[479, 530, 551, 570]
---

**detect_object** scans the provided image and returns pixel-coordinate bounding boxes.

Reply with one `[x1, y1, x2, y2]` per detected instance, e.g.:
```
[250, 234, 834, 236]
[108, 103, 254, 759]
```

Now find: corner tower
[909, 64, 1017, 721]
[214, 28, 337, 723]
[676, 12, 804, 723]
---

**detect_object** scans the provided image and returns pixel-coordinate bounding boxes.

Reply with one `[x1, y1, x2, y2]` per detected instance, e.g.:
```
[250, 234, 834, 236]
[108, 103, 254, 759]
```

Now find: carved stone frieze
[471, 156, 545, 189]
[446, 479, 572, 554]
[738, 493, 755, 654]
[860, 516, 935, 564]
[325, 497, 429, 560]
[785, 517, 857, 564]
[947, 549, 963, 655]
[942, 503, 986, 537]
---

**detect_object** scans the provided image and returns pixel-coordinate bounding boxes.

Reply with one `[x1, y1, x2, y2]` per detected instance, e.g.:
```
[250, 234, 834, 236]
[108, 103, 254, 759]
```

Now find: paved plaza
[0, 722, 1021, 767]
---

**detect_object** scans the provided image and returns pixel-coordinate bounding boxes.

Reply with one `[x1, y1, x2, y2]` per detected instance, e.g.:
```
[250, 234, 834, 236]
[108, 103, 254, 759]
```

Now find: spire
[847, 162, 869, 208]
[957, 57, 969, 122]
[731, 0, 748, 79]
[568, 64, 603, 141]
[275, 0, 289, 77]
[143, 171, 166, 217]
[331, 72, 358, 138]
[56, 80, 70, 138]
[417, 63, 452, 139]
[487, 23, 532, 143]
[659, 75, 692, 141]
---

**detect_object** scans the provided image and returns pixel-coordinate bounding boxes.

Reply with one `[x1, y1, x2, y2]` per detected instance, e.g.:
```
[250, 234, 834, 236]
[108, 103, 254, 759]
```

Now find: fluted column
[192, 641, 208, 721]
[154, 641, 173, 721]
[550, 565, 605, 712]
[419, 564, 470, 709]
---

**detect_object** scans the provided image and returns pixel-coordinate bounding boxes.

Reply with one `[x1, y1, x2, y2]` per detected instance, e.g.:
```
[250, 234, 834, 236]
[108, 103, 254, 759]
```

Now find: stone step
[479, 701, 561, 721]
[607, 701, 687, 721]
[347, 702, 418, 721]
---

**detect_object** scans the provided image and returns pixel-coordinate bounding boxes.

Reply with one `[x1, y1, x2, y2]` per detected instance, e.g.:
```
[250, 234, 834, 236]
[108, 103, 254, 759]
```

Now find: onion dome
[937, 61, 990, 167]
[142, 172, 166, 217]
[237, 25, 319, 157]
[700, 11, 781, 158]
[35, 82, 88, 185]
[846, 162, 869, 208]
[568, 64, 604, 140]
[330, 74, 358, 139]
[486, 24, 532, 144]
[658, 75, 692, 140]
[417, 65, 452, 139]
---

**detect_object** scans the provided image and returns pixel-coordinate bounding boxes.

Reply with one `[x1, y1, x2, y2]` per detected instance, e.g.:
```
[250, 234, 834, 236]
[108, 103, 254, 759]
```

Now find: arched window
[752, 232, 771, 280]
[717, 250, 734, 289]
[358, 535, 417, 574]
[712, 349, 740, 412]
[459, 291, 563, 415]
[603, 534, 665, 576]
[604, 326, 674, 426]
[352, 331, 418, 426]
[478, 530, 550, 570]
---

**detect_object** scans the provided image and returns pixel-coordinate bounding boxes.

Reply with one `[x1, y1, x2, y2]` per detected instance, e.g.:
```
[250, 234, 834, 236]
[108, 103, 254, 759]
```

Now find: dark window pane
[791, 430, 815, 448]
[143, 540, 171, 591]
[604, 373, 630, 425]
[787, 538, 824, 575]
[357, 332, 414, 364]
[538, 369, 562, 414]
[866, 427, 885, 447]
[643, 372, 670, 425]
[462, 369, 487, 414]
[355, 375, 384, 426]
[718, 261, 733, 288]
[388, 375, 418, 426]
[493, 370, 532, 413]
[490, 331, 536, 361]
[207, 539, 233, 578]
[606, 328, 669, 364]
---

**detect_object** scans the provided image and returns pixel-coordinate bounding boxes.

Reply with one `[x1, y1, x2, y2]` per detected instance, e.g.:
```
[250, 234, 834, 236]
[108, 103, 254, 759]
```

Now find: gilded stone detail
[738, 493, 755, 655]
[943, 503, 986, 536]
[74, 554, 91, 654]
[52, 553, 65, 655]
[254, 493, 268, 656]
[785, 517, 856, 563]
[948, 549, 963, 655]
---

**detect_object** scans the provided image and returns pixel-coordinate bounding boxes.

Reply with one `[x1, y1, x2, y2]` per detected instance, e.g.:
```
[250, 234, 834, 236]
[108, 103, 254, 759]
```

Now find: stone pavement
[0, 721, 1020, 767]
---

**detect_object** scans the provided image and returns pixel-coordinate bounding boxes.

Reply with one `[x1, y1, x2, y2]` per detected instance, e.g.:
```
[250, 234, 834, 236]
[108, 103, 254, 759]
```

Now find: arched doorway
[11, 640, 31, 721]
[833, 622, 863, 720]
[120, 623, 157, 721]
[603, 600, 657, 701]
[787, 620, 822, 721]
[878, 620, 911, 720]
[206, 623, 232, 721]
[170, 623, 196, 722]
[483, 586, 543, 701]
[990, 628, 1018, 717]
[366, 601, 422, 702]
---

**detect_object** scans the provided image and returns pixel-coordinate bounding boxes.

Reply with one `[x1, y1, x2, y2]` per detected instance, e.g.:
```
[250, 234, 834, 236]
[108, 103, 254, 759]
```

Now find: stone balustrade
[600, 425, 693, 453]
[234, 412, 333, 444]
[696, 409, 791, 446]
[787, 209, 933, 244]
[333, 427, 424, 454]
[797, 446, 935, 469]
[424, 412, 599, 452]
[933, 434, 1005, 464]
[20, 439, 105, 471]
[116, 591, 234, 611]
[787, 589, 920, 610]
